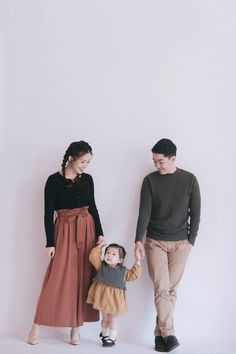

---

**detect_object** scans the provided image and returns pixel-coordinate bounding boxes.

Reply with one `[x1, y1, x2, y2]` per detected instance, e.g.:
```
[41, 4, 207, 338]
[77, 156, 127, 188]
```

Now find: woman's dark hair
[61, 141, 92, 178]
[152, 138, 177, 157]
[104, 243, 126, 262]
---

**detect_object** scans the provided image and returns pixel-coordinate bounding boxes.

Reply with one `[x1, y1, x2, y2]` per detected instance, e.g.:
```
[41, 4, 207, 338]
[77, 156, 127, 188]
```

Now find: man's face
[152, 153, 176, 175]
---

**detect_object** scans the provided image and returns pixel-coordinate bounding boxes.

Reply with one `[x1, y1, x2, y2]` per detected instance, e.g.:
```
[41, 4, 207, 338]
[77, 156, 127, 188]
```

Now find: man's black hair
[152, 138, 177, 157]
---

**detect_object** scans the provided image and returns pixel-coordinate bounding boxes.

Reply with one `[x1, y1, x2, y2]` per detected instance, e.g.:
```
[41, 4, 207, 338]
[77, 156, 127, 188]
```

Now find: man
[135, 138, 201, 352]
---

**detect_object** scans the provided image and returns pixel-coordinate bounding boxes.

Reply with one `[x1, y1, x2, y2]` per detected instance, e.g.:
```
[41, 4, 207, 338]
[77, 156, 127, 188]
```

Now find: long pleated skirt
[34, 206, 99, 327]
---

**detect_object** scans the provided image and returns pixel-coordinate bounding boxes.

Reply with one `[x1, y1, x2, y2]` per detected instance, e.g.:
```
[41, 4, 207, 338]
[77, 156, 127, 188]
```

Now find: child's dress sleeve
[124, 263, 141, 281]
[89, 245, 102, 271]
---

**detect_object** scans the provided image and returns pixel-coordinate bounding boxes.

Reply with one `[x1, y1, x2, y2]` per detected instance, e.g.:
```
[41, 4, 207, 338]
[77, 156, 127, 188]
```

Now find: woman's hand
[45, 247, 55, 259]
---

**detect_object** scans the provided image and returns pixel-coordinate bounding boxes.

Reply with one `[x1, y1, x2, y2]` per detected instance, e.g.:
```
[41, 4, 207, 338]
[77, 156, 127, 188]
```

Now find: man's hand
[135, 241, 145, 259]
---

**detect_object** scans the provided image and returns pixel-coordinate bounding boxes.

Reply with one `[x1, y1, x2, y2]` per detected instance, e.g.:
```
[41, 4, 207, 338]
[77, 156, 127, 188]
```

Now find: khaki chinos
[145, 238, 192, 337]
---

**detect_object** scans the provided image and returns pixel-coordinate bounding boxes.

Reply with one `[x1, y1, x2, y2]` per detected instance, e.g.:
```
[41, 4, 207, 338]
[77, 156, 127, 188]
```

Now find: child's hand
[100, 240, 108, 249]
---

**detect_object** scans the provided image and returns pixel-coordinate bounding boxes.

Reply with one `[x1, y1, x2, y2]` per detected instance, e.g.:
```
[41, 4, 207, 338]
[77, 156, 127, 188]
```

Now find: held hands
[135, 249, 142, 265]
[134, 241, 145, 266]
[135, 241, 145, 260]
[45, 247, 55, 259]
[96, 235, 108, 248]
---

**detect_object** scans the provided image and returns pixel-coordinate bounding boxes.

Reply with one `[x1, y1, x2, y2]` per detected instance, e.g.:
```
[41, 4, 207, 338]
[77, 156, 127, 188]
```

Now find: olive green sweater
[135, 168, 201, 246]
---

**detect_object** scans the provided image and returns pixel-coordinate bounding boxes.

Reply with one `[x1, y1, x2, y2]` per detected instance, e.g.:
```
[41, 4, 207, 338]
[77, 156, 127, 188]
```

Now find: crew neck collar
[158, 167, 180, 176]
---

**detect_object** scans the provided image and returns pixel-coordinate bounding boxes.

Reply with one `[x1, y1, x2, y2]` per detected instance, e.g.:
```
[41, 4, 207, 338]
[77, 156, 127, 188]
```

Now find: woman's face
[69, 152, 93, 174]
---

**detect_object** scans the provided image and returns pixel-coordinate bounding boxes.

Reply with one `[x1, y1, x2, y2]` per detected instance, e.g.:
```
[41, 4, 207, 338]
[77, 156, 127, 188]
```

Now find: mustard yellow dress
[87, 245, 141, 315]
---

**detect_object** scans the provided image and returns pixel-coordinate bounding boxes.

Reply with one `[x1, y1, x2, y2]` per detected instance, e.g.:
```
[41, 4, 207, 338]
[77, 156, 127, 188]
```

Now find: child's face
[104, 247, 123, 267]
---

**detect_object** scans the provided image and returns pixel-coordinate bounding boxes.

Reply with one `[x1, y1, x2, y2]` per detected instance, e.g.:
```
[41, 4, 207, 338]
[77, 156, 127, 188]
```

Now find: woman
[27, 141, 105, 345]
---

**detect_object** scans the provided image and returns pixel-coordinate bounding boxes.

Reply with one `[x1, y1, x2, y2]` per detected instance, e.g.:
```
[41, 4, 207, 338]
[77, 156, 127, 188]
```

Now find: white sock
[102, 327, 109, 337]
[109, 329, 117, 341]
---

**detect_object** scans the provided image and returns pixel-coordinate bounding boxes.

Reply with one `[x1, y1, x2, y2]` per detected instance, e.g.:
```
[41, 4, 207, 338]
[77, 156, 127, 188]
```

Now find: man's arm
[135, 177, 152, 255]
[188, 177, 201, 245]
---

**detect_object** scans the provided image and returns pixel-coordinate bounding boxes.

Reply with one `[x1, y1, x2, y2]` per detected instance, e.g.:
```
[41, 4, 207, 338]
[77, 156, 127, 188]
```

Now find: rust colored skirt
[34, 207, 99, 327]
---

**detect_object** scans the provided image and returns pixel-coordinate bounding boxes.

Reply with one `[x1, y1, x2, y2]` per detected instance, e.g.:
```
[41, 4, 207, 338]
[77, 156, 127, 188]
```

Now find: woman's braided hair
[61, 141, 92, 178]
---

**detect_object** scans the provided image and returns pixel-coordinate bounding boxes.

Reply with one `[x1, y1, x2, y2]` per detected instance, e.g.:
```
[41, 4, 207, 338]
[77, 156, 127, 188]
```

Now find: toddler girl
[87, 242, 141, 347]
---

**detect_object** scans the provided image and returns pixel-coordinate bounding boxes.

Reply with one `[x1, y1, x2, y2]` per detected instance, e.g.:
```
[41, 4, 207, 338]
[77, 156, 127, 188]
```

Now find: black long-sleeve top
[135, 168, 201, 246]
[44, 172, 103, 247]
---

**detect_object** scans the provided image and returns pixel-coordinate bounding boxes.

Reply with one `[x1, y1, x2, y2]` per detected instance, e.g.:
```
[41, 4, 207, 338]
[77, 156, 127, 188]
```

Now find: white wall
[1, 0, 236, 349]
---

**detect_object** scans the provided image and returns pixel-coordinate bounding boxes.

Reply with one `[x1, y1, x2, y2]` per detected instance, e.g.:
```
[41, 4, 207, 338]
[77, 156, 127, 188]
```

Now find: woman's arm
[87, 175, 104, 237]
[44, 175, 56, 248]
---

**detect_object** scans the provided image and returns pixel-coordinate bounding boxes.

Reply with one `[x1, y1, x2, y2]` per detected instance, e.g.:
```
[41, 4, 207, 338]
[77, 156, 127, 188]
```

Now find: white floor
[1, 336, 236, 354]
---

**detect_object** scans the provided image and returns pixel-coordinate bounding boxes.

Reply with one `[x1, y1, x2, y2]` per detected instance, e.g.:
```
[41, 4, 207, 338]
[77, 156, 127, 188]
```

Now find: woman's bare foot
[27, 323, 39, 345]
[70, 327, 80, 345]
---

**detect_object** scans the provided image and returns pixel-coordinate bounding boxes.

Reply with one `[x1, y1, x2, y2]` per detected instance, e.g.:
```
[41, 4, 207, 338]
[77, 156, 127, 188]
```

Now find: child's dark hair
[152, 138, 177, 157]
[61, 141, 92, 178]
[104, 243, 126, 261]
